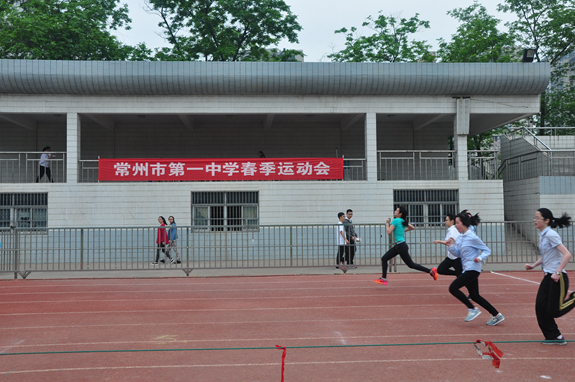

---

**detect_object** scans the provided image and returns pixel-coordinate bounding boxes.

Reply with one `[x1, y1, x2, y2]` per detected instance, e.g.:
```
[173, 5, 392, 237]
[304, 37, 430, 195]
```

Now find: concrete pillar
[365, 113, 377, 182]
[454, 98, 470, 180]
[66, 113, 81, 184]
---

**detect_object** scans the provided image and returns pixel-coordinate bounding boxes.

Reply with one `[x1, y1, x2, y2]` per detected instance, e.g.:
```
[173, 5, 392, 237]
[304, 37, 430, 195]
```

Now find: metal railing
[468, 150, 500, 180]
[1, 222, 572, 278]
[378, 150, 456, 180]
[79, 159, 99, 183]
[343, 158, 366, 180]
[504, 126, 552, 150]
[0, 152, 67, 183]
[501, 150, 575, 182]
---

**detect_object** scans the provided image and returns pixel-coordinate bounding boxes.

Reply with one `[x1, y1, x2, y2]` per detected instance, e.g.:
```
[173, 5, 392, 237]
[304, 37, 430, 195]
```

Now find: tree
[0, 0, 143, 60]
[147, 0, 302, 61]
[543, 61, 575, 129]
[437, 1, 517, 63]
[328, 12, 433, 63]
[498, 0, 575, 127]
[436, 1, 518, 150]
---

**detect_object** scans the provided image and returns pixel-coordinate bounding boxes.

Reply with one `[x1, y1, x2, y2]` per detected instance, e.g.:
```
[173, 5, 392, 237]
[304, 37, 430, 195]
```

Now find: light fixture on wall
[522, 48, 536, 63]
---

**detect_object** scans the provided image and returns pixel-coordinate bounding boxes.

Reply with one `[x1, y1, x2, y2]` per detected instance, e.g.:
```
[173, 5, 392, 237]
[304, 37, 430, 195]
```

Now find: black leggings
[449, 270, 499, 316]
[380, 242, 430, 279]
[437, 257, 462, 276]
[36, 166, 52, 182]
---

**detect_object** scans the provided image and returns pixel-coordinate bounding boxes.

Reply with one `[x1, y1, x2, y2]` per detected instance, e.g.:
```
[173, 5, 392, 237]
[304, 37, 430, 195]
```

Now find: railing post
[186, 226, 190, 267]
[80, 228, 84, 270]
[12, 226, 19, 279]
[289, 226, 293, 267]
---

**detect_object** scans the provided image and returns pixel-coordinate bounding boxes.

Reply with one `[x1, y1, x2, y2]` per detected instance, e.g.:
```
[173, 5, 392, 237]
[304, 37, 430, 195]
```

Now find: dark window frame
[393, 189, 459, 227]
[191, 191, 259, 232]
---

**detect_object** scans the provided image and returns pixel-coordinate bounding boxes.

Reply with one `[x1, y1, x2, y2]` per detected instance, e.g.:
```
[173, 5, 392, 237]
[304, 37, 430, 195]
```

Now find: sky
[114, 0, 518, 62]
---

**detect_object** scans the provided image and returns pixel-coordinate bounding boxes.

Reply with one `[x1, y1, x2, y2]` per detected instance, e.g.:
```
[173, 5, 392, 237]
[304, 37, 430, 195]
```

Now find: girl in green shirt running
[374, 206, 438, 285]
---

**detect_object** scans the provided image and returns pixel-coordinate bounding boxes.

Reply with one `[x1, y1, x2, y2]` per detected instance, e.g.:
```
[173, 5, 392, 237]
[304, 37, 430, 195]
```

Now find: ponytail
[397, 206, 409, 227]
[538, 208, 572, 229]
[459, 209, 480, 226]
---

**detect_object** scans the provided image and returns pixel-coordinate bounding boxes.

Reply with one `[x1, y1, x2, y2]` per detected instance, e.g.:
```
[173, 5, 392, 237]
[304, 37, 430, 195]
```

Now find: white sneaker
[486, 313, 505, 326]
[465, 308, 481, 322]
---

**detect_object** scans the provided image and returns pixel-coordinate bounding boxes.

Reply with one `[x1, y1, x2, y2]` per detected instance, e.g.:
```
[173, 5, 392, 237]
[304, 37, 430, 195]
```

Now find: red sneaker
[431, 267, 438, 281]
[373, 278, 387, 286]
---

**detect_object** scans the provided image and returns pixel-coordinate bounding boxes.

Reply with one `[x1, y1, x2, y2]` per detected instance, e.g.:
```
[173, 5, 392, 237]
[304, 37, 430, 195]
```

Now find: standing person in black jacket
[344, 209, 360, 268]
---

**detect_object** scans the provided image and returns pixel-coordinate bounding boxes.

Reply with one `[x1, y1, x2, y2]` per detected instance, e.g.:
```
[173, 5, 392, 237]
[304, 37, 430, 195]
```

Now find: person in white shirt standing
[434, 213, 462, 276]
[36, 146, 53, 183]
[526, 208, 574, 345]
[336, 212, 349, 269]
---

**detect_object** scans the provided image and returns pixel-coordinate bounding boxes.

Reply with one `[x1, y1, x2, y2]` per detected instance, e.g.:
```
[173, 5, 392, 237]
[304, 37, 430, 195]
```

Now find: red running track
[1, 271, 574, 381]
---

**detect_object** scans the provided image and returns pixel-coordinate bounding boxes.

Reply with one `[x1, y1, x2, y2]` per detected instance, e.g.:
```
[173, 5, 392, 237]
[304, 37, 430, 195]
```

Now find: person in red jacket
[152, 216, 173, 265]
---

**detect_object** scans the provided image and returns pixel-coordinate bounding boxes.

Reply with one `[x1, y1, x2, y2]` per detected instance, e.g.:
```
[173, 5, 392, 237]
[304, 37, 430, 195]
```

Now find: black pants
[36, 166, 52, 182]
[536, 273, 575, 340]
[336, 245, 346, 265]
[155, 243, 171, 262]
[345, 239, 356, 264]
[380, 242, 430, 279]
[437, 257, 462, 276]
[449, 270, 499, 316]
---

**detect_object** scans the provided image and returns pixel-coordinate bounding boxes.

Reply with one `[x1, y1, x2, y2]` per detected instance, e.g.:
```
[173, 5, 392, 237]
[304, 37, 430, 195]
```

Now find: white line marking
[489, 271, 541, 285]
[3, 332, 548, 350]
[0, 340, 25, 354]
[3, 357, 575, 375]
[0, 290, 536, 304]
[0, 302, 530, 316]
[490, 271, 574, 293]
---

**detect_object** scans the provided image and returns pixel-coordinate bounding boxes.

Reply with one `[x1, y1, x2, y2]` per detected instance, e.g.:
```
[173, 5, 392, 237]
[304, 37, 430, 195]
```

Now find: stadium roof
[0, 60, 550, 96]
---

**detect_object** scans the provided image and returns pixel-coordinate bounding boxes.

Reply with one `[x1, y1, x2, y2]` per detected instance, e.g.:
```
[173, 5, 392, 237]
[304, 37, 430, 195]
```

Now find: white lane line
[0, 281, 536, 295]
[2, 357, 574, 375]
[0, 302, 529, 316]
[491, 271, 574, 293]
[0, 340, 25, 354]
[3, 332, 547, 350]
[489, 271, 542, 285]
[0, 291, 536, 305]
[0, 276, 479, 290]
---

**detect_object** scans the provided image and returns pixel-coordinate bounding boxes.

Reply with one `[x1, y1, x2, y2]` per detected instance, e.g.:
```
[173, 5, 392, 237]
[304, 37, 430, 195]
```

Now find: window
[0, 193, 48, 230]
[192, 192, 259, 231]
[393, 190, 458, 226]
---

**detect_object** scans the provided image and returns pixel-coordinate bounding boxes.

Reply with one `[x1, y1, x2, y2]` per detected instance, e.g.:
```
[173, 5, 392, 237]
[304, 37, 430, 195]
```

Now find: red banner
[98, 158, 343, 181]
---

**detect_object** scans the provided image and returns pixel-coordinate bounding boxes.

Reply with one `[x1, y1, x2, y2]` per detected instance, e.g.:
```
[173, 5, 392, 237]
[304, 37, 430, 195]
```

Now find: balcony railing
[378, 150, 456, 180]
[0, 152, 67, 183]
[501, 150, 575, 182]
[468, 150, 500, 180]
[1, 151, 502, 183]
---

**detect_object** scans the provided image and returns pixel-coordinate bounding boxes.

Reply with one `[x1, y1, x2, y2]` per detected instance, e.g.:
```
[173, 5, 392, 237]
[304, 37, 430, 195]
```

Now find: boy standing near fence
[336, 212, 349, 270]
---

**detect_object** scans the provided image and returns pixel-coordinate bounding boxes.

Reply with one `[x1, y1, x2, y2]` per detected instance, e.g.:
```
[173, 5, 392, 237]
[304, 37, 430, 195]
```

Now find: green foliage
[437, 1, 517, 63]
[498, 0, 575, 65]
[328, 12, 432, 63]
[498, 0, 575, 128]
[543, 62, 575, 127]
[0, 0, 143, 60]
[148, 0, 302, 61]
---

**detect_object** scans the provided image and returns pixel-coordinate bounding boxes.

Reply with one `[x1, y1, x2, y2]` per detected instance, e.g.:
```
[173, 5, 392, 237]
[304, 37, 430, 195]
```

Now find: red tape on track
[275, 345, 286, 382]
[474, 340, 503, 368]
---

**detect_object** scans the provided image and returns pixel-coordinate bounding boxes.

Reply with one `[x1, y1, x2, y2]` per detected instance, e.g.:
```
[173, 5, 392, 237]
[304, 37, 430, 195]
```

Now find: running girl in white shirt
[526, 208, 574, 345]
[434, 213, 462, 276]
[447, 212, 504, 325]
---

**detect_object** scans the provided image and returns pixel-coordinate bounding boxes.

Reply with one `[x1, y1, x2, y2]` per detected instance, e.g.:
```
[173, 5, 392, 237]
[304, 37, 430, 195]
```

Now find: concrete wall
[0, 180, 504, 227]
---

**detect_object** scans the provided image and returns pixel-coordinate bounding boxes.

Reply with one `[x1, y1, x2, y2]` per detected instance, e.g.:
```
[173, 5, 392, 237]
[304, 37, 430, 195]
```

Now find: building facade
[0, 60, 549, 228]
